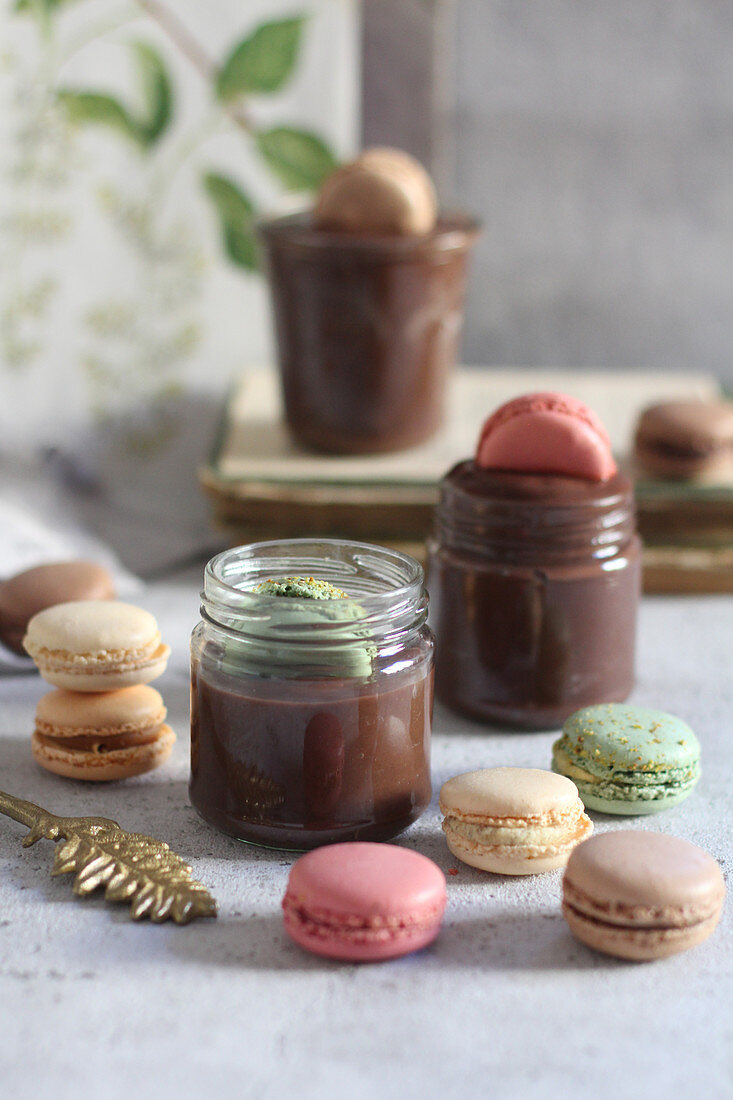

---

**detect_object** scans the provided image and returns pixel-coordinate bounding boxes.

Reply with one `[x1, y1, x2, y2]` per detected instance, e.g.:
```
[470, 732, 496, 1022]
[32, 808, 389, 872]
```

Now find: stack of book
[199, 367, 732, 592]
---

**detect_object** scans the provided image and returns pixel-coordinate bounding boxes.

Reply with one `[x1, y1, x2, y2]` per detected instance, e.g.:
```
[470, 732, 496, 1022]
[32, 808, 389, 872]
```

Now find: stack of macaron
[23, 599, 174, 781]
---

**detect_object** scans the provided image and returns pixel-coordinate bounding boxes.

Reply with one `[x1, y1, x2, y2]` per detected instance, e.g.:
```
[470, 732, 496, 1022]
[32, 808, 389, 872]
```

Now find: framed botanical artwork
[1, 0, 358, 450]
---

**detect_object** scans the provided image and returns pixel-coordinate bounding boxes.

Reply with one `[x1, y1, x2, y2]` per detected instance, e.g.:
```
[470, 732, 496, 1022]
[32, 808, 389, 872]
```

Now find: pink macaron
[475, 392, 617, 481]
[283, 842, 447, 961]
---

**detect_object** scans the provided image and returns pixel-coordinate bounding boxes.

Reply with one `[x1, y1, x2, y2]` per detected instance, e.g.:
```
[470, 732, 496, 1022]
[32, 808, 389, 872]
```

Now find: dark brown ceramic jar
[190, 540, 433, 850]
[427, 463, 641, 730]
[258, 213, 480, 454]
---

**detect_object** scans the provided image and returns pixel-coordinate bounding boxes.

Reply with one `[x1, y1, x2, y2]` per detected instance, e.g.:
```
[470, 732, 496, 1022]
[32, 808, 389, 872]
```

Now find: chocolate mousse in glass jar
[258, 148, 480, 455]
[428, 393, 642, 730]
[190, 539, 434, 849]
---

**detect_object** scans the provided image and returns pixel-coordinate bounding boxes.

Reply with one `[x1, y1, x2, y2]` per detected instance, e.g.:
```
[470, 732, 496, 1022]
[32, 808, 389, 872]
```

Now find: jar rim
[257, 211, 482, 258]
[433, 463, 637, 563]
[202, 538, 425, 638]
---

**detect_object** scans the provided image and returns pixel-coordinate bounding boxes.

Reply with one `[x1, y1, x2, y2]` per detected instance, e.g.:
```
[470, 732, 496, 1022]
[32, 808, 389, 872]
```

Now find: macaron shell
[558, 704, 700, 774]
[24, 600, 161, 655]
[563, 831, 724, 913]
[31, 724, 175, 781]
[475, 392, 617, 481]
[439, 767, 583, 822]
[635, 400, 733, 451]
[568, 787, 697, 816]
[35, 685, 167, 738]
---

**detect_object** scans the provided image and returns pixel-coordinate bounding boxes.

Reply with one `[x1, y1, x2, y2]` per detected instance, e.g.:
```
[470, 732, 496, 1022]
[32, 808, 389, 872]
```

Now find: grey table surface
[0, 584, 731, 1099]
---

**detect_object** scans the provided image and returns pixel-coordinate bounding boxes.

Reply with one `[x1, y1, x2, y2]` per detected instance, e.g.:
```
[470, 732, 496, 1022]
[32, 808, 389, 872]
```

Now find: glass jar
[258, 212, 481, 455]
[190, 539, 434, 849]
[428, 463, 642, 730]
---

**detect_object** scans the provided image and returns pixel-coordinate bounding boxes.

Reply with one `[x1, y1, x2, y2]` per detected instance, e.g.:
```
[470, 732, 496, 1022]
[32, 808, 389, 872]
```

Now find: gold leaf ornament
[0, 791, 217, 924]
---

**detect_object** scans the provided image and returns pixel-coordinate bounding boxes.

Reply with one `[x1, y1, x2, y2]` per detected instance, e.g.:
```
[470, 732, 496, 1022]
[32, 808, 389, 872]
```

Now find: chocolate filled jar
[428, 464, 641, 730]
[258, 213, 480, 455]
[190, 540, 433, 849]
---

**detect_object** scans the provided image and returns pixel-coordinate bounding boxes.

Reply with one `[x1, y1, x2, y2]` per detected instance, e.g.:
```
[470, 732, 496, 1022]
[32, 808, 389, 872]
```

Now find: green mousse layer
[234, 575, 374, 678]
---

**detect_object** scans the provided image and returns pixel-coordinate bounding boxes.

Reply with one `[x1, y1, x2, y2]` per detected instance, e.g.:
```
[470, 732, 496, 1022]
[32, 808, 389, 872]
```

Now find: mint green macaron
[552, 704, 700, 815]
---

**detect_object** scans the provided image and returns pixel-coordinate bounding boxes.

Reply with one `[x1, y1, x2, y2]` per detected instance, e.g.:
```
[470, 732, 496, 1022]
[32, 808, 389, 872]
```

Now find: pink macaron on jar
[428, 393, 642, 730]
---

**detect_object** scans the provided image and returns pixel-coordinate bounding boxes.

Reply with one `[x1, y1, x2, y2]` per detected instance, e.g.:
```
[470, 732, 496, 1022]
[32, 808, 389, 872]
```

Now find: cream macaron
[32, 685, 175, 781]
[439, 767, 593, 875]
[314, 147, 438, 236]
[23, 600, 170, 691]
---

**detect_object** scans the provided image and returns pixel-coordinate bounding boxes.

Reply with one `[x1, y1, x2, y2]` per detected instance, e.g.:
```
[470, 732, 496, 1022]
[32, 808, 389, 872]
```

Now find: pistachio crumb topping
[253, 576, 350, 600]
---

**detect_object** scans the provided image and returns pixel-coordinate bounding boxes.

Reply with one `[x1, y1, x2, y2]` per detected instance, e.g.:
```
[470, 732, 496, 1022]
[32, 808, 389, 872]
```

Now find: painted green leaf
[203, 173, 259, 271]
[57, 41, 173, 149]
[57, 92, 142, 145]
[14, 0, 72, 13]
[132, 42, 173, 145]
[255, 127, 337, 192]
[216, 16, 305, 100]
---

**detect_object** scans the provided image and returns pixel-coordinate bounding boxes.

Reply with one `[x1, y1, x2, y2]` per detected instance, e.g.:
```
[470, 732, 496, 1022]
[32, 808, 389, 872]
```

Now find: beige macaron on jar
[258, 147, 480, 455]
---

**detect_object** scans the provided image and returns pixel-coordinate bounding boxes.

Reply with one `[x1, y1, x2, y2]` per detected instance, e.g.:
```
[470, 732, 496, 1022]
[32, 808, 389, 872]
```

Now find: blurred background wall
[364, 0, 733, 381]
[3, 0, 732, 463]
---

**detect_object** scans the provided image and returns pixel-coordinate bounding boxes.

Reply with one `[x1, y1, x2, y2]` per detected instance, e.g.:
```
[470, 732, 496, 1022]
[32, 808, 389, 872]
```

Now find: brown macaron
[562, 831, 725, 960]
[32, 685, 175, 781]
[314, 147, 438, 236]
[634, 400, 733, 481]
[0, 560, 115, 654]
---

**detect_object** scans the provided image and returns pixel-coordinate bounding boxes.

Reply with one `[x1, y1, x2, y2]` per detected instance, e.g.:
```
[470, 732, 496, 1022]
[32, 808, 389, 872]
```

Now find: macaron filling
[562, 880, 722, 930]
[561, 900, 721, 956]
[283, 892, 443, 945]
[34, 726, 166, 752]
[444, 814, 592, 859]
[552, 745, 700, 805]
[26, 638, 168, 674]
